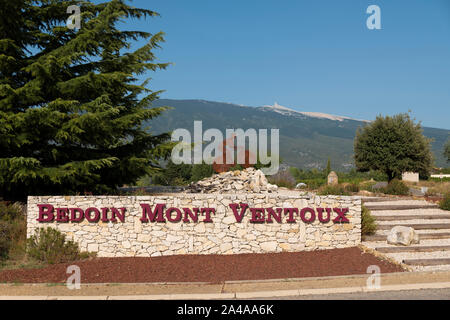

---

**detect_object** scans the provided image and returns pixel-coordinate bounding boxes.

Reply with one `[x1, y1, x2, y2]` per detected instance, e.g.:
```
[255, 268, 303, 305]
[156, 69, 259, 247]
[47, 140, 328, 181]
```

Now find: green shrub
[172, 177, 189, 186]
[361, 205, 377, 236]
[268, 170, 296, 189]
[344, 183, 360, 193]
[359, 181, 377, 192]
[302, 178, 326, 190]
[190, 163, 215, 182]
[0, 202, 24, 222]
[318, 184, 350, 196]
[381, 179, 410, 195]
[4, 218, 27, 260]
[0, 222, 12, 261]
[0, 202, 26, 262]
[27, 227, 93, 264]
[440, 194, 450, 211]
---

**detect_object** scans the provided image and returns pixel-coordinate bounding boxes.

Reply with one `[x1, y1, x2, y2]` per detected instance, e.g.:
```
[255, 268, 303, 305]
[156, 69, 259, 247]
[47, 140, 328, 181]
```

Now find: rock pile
[186, 167, 278, 193]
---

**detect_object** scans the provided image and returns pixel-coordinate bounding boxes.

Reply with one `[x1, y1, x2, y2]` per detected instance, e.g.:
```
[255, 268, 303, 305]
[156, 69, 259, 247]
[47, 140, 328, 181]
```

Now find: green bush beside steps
[27, 227, 95, 264]
[361, 205, 377, 236]
[440, 194, 450, 211]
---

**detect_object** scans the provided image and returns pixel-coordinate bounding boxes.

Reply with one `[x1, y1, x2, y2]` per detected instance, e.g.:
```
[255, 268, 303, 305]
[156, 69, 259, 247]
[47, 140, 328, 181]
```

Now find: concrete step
[361, 197, 395, 203]
[363, 232, 450, 241]
[376, 223, 450, 231]
[375, 245, 450, 253]
[373, 214, 450, 221]
[376, 219, 450, 226]
[365, 204, 438, 211]
[364, 199, 432, 205]
[403, 258, 450, 266]
[361, 197, 417, 203]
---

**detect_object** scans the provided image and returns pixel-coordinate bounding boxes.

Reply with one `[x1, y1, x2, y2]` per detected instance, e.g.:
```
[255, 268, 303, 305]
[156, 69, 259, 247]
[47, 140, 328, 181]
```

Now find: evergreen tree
[444, 139, 450, 163]
[354, 113, 433, 181]
[0, 0, 171, 200]
[325, 158, 331, 176]
[164, 161, 193, 185]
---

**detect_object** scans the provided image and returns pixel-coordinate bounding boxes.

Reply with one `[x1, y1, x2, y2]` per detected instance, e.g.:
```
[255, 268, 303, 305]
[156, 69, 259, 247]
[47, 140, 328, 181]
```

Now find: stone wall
[27, 194, 361, 257]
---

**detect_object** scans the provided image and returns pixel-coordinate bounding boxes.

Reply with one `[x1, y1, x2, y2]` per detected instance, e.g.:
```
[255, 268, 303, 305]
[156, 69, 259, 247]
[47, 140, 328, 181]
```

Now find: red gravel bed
[0, 247, 404, 283]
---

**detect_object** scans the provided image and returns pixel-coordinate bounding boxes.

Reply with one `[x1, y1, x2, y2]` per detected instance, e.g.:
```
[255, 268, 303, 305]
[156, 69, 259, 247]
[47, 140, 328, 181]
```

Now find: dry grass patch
[404, 180, 450, 196]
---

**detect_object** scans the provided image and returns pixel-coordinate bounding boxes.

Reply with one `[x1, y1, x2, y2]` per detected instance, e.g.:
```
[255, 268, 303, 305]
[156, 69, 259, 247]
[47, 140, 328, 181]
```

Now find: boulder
[387, 226, 420, 246]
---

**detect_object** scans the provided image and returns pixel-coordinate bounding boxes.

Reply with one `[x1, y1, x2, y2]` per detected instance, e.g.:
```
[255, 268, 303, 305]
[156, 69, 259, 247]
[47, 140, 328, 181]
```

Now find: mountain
[147, 99, 449, 170]
[260, 102, 370, 122]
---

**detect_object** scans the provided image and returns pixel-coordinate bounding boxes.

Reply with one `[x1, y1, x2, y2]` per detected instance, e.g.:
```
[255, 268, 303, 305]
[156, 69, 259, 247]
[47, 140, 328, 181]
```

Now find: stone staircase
[361, 197, 450, 271]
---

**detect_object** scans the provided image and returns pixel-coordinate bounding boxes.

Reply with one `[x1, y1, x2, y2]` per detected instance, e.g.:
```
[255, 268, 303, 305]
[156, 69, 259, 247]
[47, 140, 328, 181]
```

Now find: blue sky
[119, 0, 450, 129]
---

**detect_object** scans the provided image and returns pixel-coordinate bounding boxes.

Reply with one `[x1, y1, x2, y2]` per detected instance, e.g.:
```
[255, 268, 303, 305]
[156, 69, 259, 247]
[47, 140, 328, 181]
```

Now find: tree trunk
[387, 171, 395, 182]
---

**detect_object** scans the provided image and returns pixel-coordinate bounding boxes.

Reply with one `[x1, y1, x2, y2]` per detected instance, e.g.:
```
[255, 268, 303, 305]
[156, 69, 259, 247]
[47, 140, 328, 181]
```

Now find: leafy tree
[354, 113, 433, 181]
[0, 0, 172, 200]
[444, 139, 450, 163]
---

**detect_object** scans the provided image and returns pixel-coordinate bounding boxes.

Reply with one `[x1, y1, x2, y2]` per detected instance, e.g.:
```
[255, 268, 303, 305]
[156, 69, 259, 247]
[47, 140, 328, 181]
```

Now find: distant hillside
[147, 99, 449, 170]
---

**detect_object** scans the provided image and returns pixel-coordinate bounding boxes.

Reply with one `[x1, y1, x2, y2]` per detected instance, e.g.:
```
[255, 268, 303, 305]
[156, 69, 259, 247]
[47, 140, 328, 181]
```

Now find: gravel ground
[0, 247, 404, 284]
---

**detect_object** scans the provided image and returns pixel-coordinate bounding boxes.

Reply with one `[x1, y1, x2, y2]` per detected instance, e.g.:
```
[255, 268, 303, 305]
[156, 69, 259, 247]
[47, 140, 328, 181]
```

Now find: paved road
[264, 288, 450, 300]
